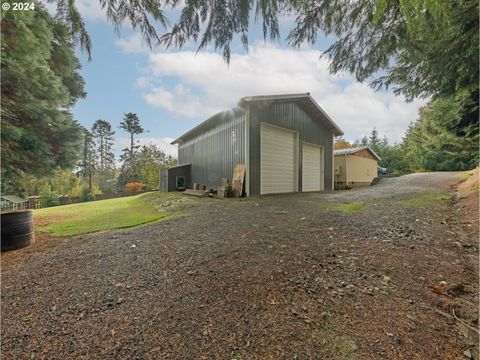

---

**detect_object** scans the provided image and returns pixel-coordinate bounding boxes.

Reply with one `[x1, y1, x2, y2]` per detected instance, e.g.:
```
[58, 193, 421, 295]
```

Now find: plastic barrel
[1, 210, 34, 251]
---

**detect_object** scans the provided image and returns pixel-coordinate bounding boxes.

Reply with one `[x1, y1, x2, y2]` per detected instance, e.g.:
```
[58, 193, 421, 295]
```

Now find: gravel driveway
[2, 172, 478, 359]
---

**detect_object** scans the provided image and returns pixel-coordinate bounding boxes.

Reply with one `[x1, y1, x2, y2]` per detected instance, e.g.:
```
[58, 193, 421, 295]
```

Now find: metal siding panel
[176, 113, 246, 189]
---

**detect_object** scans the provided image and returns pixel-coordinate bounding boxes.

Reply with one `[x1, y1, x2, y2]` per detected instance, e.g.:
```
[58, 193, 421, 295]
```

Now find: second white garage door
[302, 143, 324, 192]
[260, 124, 297, 194]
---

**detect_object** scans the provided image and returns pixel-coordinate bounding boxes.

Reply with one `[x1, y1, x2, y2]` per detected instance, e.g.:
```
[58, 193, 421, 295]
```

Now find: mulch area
[1, 173, 478, 359]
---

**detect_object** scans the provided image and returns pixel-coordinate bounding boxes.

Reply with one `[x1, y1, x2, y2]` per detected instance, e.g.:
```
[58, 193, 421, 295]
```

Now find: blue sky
[67, 1, 425, 157]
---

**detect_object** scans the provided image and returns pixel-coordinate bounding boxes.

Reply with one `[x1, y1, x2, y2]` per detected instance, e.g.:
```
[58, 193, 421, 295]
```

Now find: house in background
[333, 146, 381, 190]
[162, 93, 344, 196]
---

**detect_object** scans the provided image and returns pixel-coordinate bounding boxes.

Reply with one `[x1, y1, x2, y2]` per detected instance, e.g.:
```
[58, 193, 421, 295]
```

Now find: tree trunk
[130, 133, 134, 160]
[89, 160, 93, 190]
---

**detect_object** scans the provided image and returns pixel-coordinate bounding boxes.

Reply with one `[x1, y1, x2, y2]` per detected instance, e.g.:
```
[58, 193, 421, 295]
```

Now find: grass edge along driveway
[34, 192, 181, 237]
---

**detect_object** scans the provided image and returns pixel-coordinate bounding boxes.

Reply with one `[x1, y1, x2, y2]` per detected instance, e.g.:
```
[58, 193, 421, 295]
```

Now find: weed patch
[397, 193, 451, 207]
[309, 328, 358, 358]
[329, 203, 365, 212]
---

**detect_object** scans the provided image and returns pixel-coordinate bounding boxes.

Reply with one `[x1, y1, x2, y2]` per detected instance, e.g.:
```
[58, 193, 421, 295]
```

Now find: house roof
[171, 93, 343, 144]
[333, 146, 382, 161]
[1, 195, 27, 203]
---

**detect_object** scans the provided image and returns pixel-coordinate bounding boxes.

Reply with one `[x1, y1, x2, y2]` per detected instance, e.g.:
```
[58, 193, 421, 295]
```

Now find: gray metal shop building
[161, 93, 344, 196]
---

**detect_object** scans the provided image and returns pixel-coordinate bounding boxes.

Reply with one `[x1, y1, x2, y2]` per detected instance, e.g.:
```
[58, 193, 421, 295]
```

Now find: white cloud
[116, 33, 150, 54]
[41, 0, 109, 22]
[134, 77, 152, 89]
[143, 84, 221, 117]
[75, 0, 108, 22]
[116, 137, 178, 157]
[118, 41, 425, 143]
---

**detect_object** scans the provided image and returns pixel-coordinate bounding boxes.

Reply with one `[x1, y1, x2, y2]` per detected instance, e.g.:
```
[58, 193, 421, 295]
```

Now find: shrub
[124, 182, 145, 193]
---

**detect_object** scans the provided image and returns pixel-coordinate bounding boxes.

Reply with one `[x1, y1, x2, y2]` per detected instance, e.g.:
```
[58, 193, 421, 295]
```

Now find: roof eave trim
[307, 94, 344, 136]
[171, 107, 246, 144]
[333, 146, 382, 161]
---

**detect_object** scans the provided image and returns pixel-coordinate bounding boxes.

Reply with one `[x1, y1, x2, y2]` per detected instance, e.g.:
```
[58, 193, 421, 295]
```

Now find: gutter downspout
[331, 137, 334, 191]
[245, 105, 250, 196]
[345, 154, 349, 188]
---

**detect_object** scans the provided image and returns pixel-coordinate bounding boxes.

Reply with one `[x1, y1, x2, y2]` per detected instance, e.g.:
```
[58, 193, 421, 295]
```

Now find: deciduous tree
[333, 137, 352, 150]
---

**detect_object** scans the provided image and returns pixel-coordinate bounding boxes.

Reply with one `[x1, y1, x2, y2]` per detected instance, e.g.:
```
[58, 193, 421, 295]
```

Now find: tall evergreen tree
[403, 90, 479, 171]
[368, 128, 381, 152]
[120, 113, 144, 159]
[91, 119, 115, 175]
[118, 113, 144, 185]
[1, 3, 85, 194]
[79, 128, 96, 191]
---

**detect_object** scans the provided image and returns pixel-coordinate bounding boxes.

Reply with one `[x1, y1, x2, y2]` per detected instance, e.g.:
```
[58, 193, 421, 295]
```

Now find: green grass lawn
[34, 192, 182, 236]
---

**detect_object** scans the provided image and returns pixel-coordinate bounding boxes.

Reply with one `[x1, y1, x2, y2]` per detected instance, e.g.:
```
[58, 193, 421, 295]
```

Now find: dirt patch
[1, 232, 66, 273]
[150, 195, 194, 212]
[33, 212, 76, 227]
[1, 173, 478, 359]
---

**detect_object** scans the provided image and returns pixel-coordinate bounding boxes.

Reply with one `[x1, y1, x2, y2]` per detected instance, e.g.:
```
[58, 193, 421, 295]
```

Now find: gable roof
[333, 146, 382, 161]
[239, 93, 343, 136]
[171, 93, 343, 144]
[1, 195, 26, 203]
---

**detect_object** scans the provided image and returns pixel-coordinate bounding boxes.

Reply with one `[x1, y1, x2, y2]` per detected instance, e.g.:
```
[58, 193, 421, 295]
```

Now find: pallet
[183, 189, 209, 197]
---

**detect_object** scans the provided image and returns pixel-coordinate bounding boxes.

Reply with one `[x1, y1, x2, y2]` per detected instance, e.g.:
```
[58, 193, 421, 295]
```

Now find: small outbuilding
[1, 195, 27, 212]
[333, 146, 381, 189]
[164, 93, 344, 196]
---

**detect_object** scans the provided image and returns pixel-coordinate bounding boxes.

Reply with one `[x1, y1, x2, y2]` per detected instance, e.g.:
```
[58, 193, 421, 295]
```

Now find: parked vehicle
[377, 166, 388, 176]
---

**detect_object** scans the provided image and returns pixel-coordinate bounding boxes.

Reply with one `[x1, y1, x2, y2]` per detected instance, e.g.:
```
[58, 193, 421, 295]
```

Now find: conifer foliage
[1, 4, 85, 193]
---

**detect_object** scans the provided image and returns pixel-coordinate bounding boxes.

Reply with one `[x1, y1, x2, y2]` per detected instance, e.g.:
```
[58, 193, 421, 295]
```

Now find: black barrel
[1, 210, 34, 251]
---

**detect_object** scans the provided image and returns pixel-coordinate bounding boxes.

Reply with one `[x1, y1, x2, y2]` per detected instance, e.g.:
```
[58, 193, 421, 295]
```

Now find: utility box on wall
[160, 164, 192, 192]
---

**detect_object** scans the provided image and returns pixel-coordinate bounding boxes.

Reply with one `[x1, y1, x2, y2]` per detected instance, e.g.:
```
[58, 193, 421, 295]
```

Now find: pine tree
[120, 113, 144, 160]
[118, 113, 145, 185]
[79, 128, 96, 191]
[91, 119, 115, 175]
[368, 129, 380, 147]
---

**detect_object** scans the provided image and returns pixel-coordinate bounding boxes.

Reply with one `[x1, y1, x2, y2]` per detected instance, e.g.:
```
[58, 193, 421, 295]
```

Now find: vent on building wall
[176, 176, 186, 190]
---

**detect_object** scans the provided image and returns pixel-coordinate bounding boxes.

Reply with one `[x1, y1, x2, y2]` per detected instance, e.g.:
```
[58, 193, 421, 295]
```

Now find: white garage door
[260, 124, 297, 194]
[302, 143, 323, 192]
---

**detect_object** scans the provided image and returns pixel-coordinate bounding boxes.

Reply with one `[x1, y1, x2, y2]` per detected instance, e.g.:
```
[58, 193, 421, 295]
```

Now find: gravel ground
[1, 172, 478, 359]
